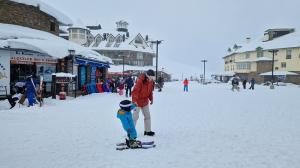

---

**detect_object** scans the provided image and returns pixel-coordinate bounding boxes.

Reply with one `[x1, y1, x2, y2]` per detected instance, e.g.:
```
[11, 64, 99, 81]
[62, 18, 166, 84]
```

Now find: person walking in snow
[249, 78, 256, 90]
[117, 100, 141, 148]
[132, 69, 156, 136]
[242, 79, 247, 89]
[125, 76, 134, 97]
[183, 78, 189, 92]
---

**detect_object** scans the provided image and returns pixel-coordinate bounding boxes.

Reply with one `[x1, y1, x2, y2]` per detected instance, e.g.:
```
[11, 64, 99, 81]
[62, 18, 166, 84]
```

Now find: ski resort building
[62, 20, 167, 79]
[223, 28, 300, 84]
[0, 0, 111, 99]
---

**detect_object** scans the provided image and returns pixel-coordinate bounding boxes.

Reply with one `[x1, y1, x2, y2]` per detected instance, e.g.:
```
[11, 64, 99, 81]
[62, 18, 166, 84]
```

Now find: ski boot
[126, 139, 142, 149]
[144, 131, 155, 136]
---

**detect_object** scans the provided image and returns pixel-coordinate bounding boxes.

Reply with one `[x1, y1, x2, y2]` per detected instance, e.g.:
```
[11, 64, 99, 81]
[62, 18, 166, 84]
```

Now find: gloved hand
[150, 100, 153, 105]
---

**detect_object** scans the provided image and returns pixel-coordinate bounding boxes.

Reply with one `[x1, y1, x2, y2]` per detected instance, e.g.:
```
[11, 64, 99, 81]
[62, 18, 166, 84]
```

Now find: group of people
[82, 76, 135, 97]
[231, 75, 256, 91]
[117, 69, 156, 148]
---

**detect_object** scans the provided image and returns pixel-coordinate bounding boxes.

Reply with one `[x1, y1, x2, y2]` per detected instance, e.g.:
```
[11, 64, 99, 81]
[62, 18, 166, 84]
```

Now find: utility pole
[201, 59, 208, 84]
[268, 49, 278, 89]
[150, 40, 163, 82]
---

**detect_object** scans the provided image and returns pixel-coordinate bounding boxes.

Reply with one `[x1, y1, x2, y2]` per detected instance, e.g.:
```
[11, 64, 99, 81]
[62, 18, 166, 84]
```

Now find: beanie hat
[119, 100, 132, 111]
[146, 69, 155, 77]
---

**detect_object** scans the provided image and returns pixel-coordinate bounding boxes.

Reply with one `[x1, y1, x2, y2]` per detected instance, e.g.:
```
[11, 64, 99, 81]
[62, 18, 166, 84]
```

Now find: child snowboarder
[117, 100, 141, 148]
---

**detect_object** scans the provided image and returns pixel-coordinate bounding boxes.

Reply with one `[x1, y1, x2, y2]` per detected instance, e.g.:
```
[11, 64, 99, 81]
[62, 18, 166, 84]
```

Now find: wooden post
[51, 74, 56, 99]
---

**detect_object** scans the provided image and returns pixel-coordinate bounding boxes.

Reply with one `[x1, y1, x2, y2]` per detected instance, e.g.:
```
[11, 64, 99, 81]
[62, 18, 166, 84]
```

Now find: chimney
[246, 37, 251, 43]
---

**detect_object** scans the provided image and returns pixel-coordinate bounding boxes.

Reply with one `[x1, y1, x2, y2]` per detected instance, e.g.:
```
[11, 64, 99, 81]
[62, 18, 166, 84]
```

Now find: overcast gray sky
[42, 0, 300, 74]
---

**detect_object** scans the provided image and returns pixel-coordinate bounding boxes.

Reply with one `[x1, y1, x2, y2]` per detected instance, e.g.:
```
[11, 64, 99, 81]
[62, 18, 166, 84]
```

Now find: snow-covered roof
[89, 29, 154, 54]
[260, 71, 298, 76]
[225, 28, 300, 57]
[0, 23, 112, 64]
[10, 0, 73, 25]
[52, 73, 76, 78]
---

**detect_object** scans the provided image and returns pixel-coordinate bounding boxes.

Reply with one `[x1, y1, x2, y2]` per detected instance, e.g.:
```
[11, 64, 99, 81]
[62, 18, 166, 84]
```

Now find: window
[257, 50, 263, 58]
[137, 53, 143, 60]
[286, 49, 292, 59]
[281, 62, 286, 68]
[79, 29, 85, 34]
[245, 52, 250, 59]
[50, 21, 56, 32]
[236, 63, 251, 70]
[275, 67, 279, 70]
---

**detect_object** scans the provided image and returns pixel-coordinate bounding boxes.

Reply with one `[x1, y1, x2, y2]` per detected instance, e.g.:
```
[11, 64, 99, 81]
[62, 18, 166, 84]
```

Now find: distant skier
[249, 78, 256, 90]
[183, 78, 189, 92]
[242, 79, 247, 89]
[117, 100, 141, 148]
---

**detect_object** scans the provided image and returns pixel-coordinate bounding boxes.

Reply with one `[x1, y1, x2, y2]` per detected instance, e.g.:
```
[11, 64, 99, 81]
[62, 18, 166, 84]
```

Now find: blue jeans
[184, 85, 188, 92]
[117, 111, 137, 140]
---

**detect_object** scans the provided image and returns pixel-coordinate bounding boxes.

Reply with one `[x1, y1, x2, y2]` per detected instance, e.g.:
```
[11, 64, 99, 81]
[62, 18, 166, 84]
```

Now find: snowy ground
[0, 82, 300, 168]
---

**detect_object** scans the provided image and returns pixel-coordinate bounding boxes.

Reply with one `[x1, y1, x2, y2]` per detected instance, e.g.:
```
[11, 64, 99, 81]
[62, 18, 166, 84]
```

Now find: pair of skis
[116, 141, 156, 151]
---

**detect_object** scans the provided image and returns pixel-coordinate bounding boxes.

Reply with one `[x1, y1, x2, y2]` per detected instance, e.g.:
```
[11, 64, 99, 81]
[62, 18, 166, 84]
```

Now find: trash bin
[59, 91, 66, 100]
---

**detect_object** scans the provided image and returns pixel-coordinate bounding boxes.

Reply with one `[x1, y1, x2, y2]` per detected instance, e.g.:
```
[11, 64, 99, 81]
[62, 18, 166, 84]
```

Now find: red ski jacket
[132, 74, 154, 107]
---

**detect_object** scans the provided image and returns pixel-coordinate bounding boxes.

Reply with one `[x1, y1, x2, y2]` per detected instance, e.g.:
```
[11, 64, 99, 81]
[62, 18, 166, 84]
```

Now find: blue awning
[75, 58, 110, 68]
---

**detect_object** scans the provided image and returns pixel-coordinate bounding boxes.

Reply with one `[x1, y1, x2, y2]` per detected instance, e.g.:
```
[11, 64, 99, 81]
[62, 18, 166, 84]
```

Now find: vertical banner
[0, 53, 10, 95]
[80, 66, 86, 86]
[91, 66, 96, 84]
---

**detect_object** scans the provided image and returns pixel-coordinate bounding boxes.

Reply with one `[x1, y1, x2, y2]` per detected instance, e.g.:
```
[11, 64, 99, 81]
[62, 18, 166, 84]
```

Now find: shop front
[10, 50, 57, 95]
[75, 57, 109, 89]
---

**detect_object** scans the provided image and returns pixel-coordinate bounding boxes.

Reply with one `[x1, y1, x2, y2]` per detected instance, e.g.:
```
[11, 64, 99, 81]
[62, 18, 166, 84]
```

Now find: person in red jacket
[183, 78, 189, 92]
[132, 69, 155, 136]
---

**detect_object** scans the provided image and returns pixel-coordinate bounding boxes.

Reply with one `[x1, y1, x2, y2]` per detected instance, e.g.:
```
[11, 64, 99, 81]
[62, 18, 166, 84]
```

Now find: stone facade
[0, 0, 59, 35]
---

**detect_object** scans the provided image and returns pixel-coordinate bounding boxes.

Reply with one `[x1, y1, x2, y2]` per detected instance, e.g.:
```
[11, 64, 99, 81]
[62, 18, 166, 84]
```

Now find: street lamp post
[150, 40, 163, 82]
[268, 49, 278, 89]
[122, 55, 125, 77]
[201, 59, 207, 84]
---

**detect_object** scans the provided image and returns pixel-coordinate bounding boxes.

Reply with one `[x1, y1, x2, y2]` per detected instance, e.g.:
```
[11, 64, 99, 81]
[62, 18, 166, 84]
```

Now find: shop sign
[0, 54, 10, 95]
[11, 52, 57, 65]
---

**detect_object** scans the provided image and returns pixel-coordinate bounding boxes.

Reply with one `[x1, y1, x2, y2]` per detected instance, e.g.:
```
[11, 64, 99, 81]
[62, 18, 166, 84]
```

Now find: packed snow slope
[0, 82, 300, 168]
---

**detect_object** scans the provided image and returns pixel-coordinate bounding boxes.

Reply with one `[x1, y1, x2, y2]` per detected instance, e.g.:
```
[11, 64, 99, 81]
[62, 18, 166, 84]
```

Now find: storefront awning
[75, 58, 110, 68]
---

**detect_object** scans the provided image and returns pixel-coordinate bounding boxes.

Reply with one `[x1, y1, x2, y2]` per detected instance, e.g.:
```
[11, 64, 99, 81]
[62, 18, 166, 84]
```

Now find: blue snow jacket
[117, 103, 137, 140]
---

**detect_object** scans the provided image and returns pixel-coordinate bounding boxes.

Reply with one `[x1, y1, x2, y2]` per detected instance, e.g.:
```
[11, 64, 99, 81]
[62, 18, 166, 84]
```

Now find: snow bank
[0, 23, 112, 64]
[0, 82, 300, 168]
[10, 0, 73, 25]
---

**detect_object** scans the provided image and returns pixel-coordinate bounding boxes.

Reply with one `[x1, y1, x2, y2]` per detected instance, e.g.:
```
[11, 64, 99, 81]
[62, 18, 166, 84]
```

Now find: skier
[132, 69, 155, 136]
[183, 78, 189, 92]
[125, 76, 134, 97]
[242, 79, 247, 89]
[117, 100, 141, 148]
[249, 78, 256, 90]
[25, 75, 36, 107]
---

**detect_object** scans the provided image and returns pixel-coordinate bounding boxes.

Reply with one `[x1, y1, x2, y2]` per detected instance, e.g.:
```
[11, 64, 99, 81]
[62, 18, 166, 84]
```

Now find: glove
[150, 100, 153, 105]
